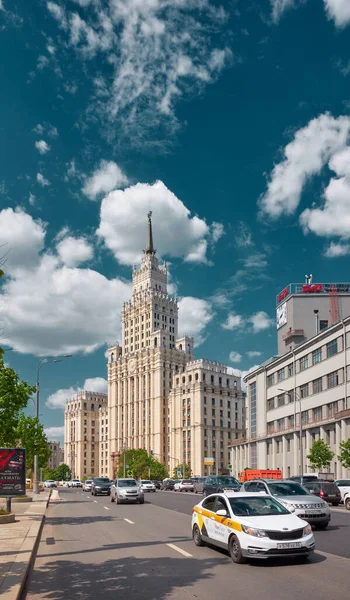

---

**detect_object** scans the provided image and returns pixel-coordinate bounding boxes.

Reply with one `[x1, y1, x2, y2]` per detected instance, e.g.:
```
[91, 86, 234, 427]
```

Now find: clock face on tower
[129, 359, 136, 374]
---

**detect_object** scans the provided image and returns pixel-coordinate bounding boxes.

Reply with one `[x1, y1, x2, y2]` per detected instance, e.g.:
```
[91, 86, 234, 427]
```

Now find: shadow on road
[45, 516, 120, 526]
[23, 555, 223, 600]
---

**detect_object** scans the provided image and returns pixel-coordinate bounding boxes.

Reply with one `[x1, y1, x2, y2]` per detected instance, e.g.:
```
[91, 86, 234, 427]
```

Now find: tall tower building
[108, 213, 194, 476]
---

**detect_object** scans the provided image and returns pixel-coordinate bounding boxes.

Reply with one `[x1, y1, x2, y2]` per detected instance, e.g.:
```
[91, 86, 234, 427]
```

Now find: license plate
[306, 510, 321, 514]
[328, 495, 336, 498]
[277, 542, 302, 550]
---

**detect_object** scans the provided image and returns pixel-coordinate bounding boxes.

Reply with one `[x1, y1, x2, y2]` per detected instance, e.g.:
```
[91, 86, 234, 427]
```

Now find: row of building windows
[267, 400, 340, 434]
[267, 369, 341, 411]
[267, 338, 340, 387]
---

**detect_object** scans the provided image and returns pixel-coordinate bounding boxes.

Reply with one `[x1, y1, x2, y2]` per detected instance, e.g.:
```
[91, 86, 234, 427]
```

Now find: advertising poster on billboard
[0, 448, 26, 496]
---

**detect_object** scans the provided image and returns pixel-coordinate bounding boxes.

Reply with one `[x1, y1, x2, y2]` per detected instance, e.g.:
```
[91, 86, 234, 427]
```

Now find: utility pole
[278, 388, 303, 482]
[123, 441, 127, 478]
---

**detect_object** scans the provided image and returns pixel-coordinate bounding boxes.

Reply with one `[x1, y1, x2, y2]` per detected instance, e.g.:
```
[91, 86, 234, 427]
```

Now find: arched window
[111, 352, 115, 362]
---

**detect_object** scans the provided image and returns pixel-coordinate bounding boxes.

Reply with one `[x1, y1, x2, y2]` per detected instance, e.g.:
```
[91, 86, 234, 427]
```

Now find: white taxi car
[140, 480, 156, 493]
[191, 492, 315, 563]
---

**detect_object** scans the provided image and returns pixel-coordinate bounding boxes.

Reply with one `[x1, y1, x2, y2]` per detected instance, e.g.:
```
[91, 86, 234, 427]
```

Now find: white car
[68, 479, 83, 488]
[335, 479, 350, 502]
[174, 479, 194, 492]
[83, 479, 93, 492]
[44, 480, 57, 488]
[140, 480, 156, 492]
[191, 492, 315, 563]
[344, 491, 350, 511]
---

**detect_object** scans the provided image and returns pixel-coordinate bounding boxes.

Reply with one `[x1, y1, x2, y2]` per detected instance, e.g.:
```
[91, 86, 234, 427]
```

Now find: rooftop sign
[277, 283, 350, 305]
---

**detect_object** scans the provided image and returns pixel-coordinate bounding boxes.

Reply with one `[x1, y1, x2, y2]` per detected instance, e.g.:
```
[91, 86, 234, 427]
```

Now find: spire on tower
[144, 211, 156, 255]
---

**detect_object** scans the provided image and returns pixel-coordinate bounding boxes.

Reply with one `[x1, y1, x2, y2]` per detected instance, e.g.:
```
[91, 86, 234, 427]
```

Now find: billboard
[277, 282, 350, 305]
[0, 448, 26, 496]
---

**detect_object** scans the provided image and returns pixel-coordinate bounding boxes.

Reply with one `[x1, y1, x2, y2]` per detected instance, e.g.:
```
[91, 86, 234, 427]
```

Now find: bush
[0, 509, 9, 515]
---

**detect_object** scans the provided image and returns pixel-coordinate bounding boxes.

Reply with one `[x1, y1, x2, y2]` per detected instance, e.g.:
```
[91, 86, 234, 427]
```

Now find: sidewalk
[0, 492, 50, 600]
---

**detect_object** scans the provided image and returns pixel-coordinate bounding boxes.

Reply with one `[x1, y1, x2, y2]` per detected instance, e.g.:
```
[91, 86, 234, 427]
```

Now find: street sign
[177, 468, 182, 478]
[0, 448, 26, 496]
[204, 457, 214, 466]
[127, 470, 133, 477]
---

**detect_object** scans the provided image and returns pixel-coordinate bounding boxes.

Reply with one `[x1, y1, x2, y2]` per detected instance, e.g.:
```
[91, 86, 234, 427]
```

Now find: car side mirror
[216, 509, 228, 517]
[288, 507, 296, 513]
[309, 490, 315, 495]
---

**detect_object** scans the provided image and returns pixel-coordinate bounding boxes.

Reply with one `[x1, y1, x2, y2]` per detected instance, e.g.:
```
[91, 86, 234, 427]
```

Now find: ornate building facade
[107, 214, 244, 478]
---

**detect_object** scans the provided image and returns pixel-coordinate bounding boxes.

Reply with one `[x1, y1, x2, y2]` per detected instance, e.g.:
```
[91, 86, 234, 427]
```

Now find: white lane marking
[104, 506, 110, 511]
[87, 496, 90, 499]
[93, 500, 98, 503]
[316, 550, 350, 561]
[167, 543, 193, 558]
[124, 518, 135, 524]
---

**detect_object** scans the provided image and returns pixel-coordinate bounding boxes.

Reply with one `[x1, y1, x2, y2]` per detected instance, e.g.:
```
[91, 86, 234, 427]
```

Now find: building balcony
[282, 328, 305, 343]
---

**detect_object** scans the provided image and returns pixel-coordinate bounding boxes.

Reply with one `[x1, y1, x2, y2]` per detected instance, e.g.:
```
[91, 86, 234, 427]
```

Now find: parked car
[334, 479, 350, 502]
[91, 477, 111, 496]
[192, 477, 206, 494]
[68, 479, 83, 488]
[161, 480, 176, 491]
[110, 478, 144, 504]
[140, 480, 156, 492]
[83, 479, 93, 492]
[302, 481, 341, 506]
[174, 479, 194, 492]
[44, 480, 57, 488]
[344, 491, 350, 510]
[288, 475, 318, 483]
[191, 492, 315, 563]
[151, 480, 162, 490]
[241, 479, 331, 529]
[203, 476, 241, 497]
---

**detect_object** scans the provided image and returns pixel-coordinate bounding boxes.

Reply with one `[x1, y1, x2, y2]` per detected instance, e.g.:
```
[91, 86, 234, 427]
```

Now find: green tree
[338, 439, 350, 470]
[0, 352, 36, 447]
[43, 463, 71, 482]
[16, 415, 51, 472]
[172, 463, 191, 479]
[117, 449, 168, 480]
[307, 440, 335, 471]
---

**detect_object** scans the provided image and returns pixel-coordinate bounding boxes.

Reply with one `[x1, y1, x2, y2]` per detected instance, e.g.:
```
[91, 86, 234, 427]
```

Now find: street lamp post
[34, 354, 72, 494]
[278, 388, 303, 482]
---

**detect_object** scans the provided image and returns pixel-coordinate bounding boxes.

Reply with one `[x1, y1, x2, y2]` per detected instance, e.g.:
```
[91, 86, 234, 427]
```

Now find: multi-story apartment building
[64, 390, 108, 479]
[107, 213, 245, 478]
[169, 359, 244, 476]
[230, 317, 350, 479]
[47, 441, 63, 470]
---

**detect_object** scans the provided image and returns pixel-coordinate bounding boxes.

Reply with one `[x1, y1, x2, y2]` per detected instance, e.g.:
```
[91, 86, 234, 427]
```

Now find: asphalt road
[23, 488, 350, 600]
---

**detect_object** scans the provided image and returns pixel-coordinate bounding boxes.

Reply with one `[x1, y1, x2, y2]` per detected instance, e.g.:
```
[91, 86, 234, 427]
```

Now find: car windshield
[118, 479, 138, 487]
[94, 478, 110, 484]
[229, 496, 290, 516]
[141, 480, 152, 484]
[268, 482, 308, 496]
[85, 480, 93, 484]
[217, 477, 240, 486]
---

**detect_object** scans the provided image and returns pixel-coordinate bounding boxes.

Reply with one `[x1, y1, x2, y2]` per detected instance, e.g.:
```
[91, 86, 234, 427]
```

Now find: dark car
[288, 475, 318, 483]
[303, 481, 342, 506]
[192, 477, 206, 494]
[203, 475, 240, 497]
[91, 477, 112, 496]
[161, 480, 175, 490]
[151, 480, 162, 490]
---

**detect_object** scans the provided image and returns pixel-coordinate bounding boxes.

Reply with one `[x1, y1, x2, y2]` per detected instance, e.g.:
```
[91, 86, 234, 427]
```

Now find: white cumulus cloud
[221, 313, 243, 330]
[270, 0, 297, 22]
[44, 425, 65, 439]
[37, 173, 50, 187]
[246, 350, 262, 358]
[82, 160, 129, 200]
[178, 296, 214, 347]
[249, 311, 274, 332]
[229, 351, 242, 363]
[0, 207, 46, 275]
[57, 235, 93, 267]
[259, 113, 350, 219]
[35, 140, 51, 154]
[324, 0, 350, 27]
[46, 377, 108, 410]
[324, 242, 350, 257]
[97, 180, 218, 266]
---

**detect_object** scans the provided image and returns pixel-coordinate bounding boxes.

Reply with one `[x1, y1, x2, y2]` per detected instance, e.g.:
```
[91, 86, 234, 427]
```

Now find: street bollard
[6, 497, 12, 513]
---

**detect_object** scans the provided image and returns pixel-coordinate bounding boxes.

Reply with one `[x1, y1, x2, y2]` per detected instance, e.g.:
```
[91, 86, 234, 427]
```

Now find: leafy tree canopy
[307, 440, 335, 471]
[116, 449, 168, 480]
[16, 415, 51, 472]
[172, 463, 191, 479]
[43, 463, 71, 482]
[0, 351, 36, 447]
[338, 439, 350, 470]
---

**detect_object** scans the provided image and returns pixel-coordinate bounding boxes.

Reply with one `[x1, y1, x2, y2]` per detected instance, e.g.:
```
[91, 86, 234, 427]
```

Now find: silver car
[110, 478, 144, 504]
[83, 479, 93, 492]
[241, 479, 331, 529]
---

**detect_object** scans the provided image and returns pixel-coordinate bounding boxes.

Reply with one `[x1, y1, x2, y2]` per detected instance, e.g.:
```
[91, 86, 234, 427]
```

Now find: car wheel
[228, 534, 247, 564]
[193, 524, 205, 547]
[138, 497, 145, 504]
[345, 498, 350, 511]
[314, 521, 329, 530]
[153, 490, 156, 493]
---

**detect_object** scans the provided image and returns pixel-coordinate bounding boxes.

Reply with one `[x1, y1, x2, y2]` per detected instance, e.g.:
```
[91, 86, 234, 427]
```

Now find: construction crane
[329, 285, 340, 325]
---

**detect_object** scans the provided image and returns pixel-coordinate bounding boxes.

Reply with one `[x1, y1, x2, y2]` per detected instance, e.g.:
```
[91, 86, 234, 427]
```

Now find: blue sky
[1, 0, 350, 442]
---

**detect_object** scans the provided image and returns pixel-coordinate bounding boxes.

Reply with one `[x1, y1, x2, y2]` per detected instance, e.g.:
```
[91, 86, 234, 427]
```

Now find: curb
[0, 494, 51, 600]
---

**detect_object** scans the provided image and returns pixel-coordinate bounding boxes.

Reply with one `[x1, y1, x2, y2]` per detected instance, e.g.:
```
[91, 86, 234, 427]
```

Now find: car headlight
[241, 525, 267, 538]
[303, 524, 312, 536]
